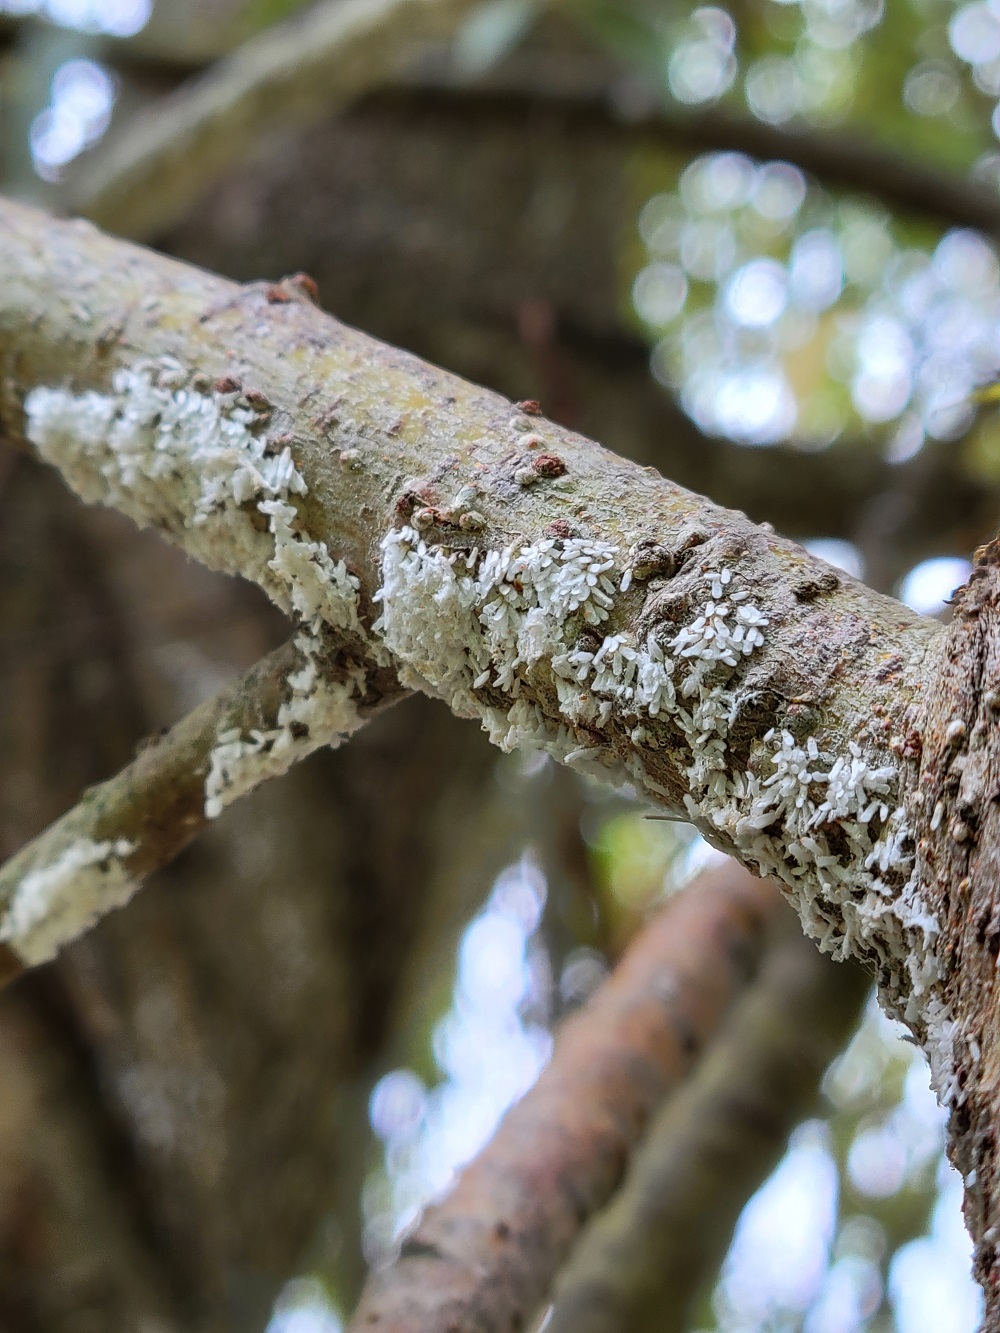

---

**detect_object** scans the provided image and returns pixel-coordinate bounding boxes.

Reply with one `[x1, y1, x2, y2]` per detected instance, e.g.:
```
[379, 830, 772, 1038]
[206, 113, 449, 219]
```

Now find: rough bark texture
[0, 199, 937, 768]
[349, 861, 781, 1333]
[5, 15, 986, 1325]
[0, 197, 941, 996]
[907, 538, 1000, 1310]
[3, 195, 993, 1320]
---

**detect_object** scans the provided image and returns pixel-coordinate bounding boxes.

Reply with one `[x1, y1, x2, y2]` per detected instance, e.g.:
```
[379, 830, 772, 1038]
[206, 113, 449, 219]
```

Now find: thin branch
[385, 51, 1000, 236]
[68, 0, 478, 241]
[546, 919, 870, 1333]
[348, 861, 782, 1333]
[0, 630, 405, 979]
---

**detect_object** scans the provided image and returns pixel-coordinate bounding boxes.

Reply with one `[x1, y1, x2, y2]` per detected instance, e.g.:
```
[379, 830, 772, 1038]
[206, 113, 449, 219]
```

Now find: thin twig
[0, 633, 405, 980]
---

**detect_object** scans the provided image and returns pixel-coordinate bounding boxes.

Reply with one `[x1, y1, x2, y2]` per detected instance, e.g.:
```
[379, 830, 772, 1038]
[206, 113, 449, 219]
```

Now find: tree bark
[905, 539, 1000, 1304]
[0, 197, 937, 945]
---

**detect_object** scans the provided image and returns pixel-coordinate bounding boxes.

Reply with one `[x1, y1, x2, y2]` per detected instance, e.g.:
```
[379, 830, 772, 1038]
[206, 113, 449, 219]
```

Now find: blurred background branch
[545, 908, 870, 1333]
[67, 0, 480, 238]
[349, 861, 781, 1333]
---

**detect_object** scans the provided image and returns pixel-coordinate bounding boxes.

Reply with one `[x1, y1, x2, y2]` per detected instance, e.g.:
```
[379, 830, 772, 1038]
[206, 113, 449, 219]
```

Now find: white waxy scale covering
[13, 360, 380, 961]
[375, 526, 949, 1055]
[22, 365, 955, 1098]
[1, 838, 136, 964]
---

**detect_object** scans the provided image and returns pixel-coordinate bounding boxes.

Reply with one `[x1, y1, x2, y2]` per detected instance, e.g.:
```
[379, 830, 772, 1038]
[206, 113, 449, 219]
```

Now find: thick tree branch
[348, 861, 781, 1333]
[0, 630, 404, 980]
[904, 539, 1000, 1297]
[546, 919, 870, 1333]
[0, 197, 941, 991]
[68, 0, 477, 241]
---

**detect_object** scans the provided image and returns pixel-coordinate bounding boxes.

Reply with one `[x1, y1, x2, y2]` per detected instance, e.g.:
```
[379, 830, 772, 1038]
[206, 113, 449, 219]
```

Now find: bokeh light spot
[899, 557, 972, 615]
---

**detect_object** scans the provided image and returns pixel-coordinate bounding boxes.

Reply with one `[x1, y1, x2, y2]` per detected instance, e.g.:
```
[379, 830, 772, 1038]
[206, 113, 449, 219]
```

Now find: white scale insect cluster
[374, 524, 945, 1031]
[0, 838, 136, 965]
[24, 359, 376, 826]
[25, 359, 358, 627]
[203, 637, 369, 818]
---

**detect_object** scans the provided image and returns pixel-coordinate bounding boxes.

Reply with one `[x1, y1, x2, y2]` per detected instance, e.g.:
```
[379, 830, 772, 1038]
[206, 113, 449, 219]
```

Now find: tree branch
[0, 195, 943, 987]
[903, 539, 1000, 1295]
[67, 0, 477, 241]
[0, 629, 404, 980]
[546, 917, 870, 1333]
[348, 861, 781, 1333]
[0, 191, 941, 981]
[385, 51, 1000, 237]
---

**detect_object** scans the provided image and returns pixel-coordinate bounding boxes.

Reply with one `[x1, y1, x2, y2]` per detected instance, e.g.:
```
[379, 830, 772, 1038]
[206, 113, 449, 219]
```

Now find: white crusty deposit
[4, 360, 389, 965]
[203, 628, 369, 818]
[0, 838, 136, 964]
[24, 359, 362, 628]
[22, 360, 950, 1076]
[24, 359, 380, 824]
[374, 523, 942, 1030]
